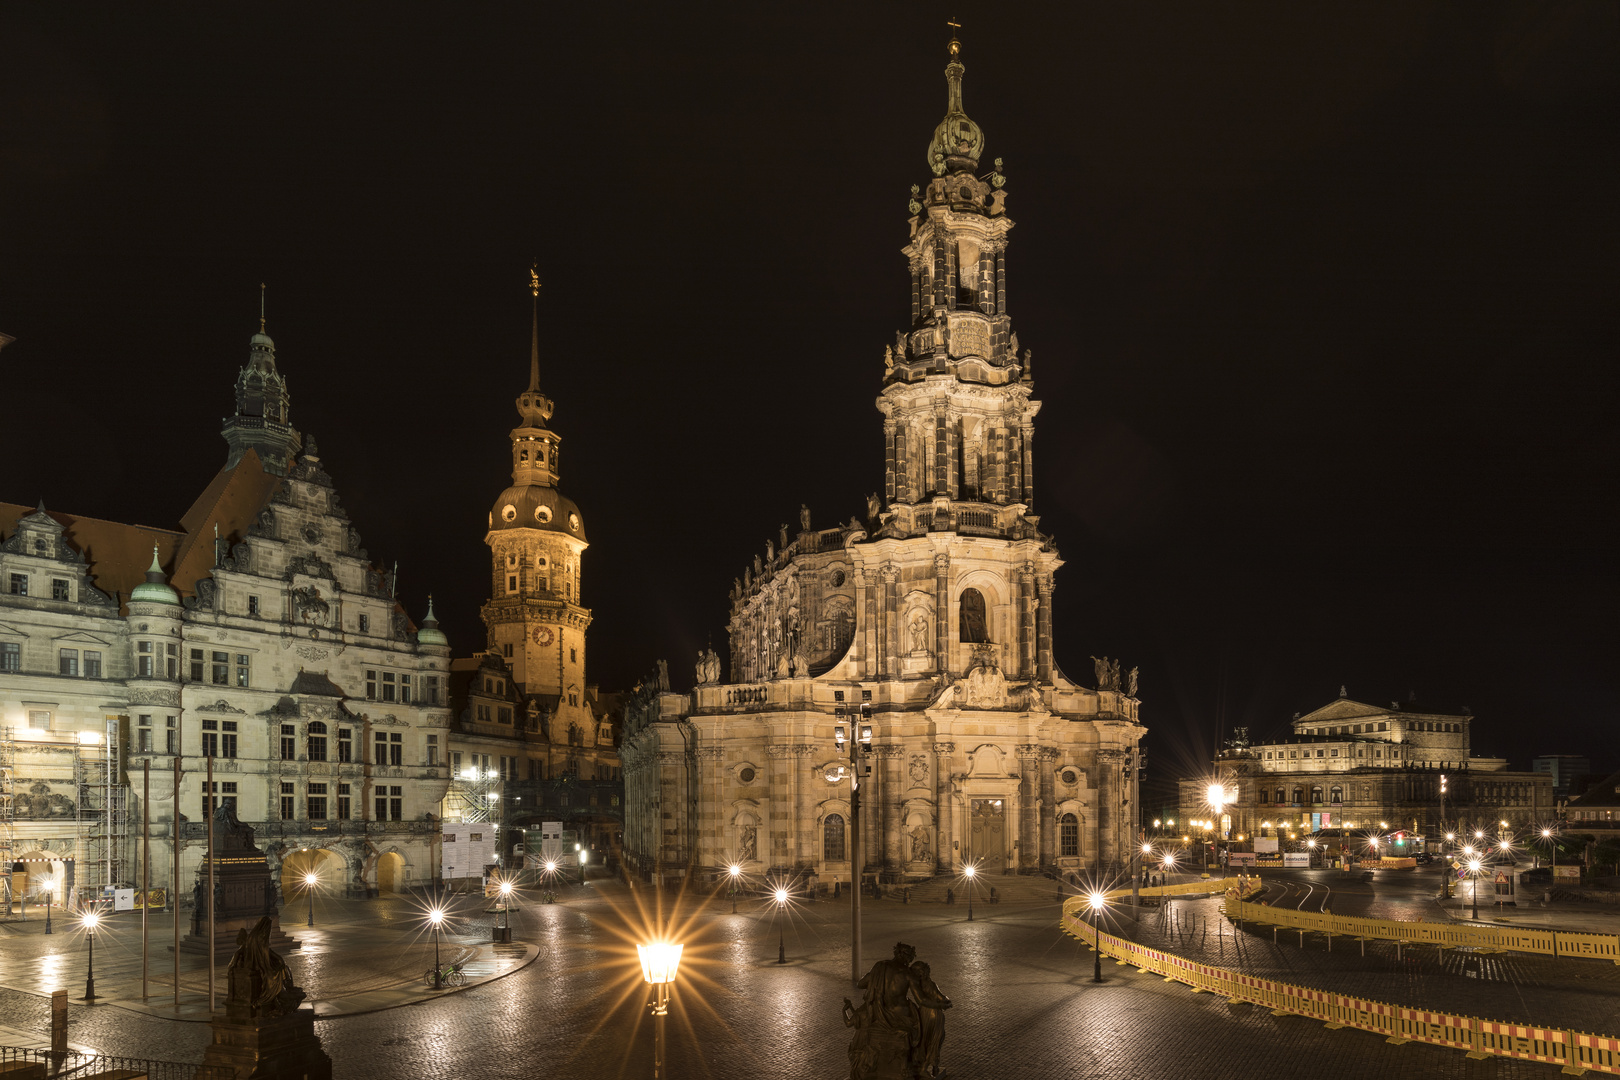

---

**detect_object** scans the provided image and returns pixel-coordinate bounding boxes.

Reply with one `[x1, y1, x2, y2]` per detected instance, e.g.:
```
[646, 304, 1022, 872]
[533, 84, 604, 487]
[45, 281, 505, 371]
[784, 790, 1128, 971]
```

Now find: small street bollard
[946, 889, 954, 905]
[52, 990, 67, 1058]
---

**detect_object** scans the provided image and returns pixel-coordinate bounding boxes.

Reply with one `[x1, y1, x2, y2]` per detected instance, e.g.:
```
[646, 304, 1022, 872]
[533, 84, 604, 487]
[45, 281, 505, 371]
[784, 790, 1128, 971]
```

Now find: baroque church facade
[0, 318, 452, 907]
[622, 41, 1144, 888]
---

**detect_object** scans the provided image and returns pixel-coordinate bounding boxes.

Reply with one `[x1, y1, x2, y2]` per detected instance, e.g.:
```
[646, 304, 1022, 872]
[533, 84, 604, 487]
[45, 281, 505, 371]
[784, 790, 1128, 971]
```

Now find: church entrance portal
[969, 799, 1005, 869]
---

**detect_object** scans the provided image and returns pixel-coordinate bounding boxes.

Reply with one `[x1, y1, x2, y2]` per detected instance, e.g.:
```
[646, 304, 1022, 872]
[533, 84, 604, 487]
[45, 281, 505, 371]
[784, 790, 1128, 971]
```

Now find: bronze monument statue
[843, 941, 953, 1079]
[199, 915, 332, 1078]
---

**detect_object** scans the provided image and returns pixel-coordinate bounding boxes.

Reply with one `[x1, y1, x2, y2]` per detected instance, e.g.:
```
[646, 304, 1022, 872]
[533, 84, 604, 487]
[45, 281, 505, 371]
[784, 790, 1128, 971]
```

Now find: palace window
[424, 676, 440, 705]
[570, 648, 577, 663]
[137, 714, 152, 752]
[358, 613, 369, 633]
[9, 573, 27, 595]
[1330, 786, 1343, 803]
[280, 782, 295, 820]
[235, 654, 251, 687]
[204, 781, 237, 817]
[1275, 788, 1285, 804]
[382, 671, 396, 702]
[307, 721, 328, 762]
[202, 718, 218, 757]
[190, 648, 205, 681]
[280, 724, 296, 760]
[388, 732, 403, 766]
[400, 674, 412, 703]
[338, 728, 352, 762]
[27, 709, 51, 731]
[84, 650, 101, 678]
[426, 734, 438, 766]
[498, 706, 513, 725]
[248, 595, 260, 616]
[1257, 789, 1269, 804]
[166, 643, 177, 679]
[1291, 788, 1303, 805]
[1060, 813, 1079, 857]
[221, 721, 237, 758]
[52, 578, 69, 601]
[824, 814, 846, 861]
[1310, 787, 1323, 805]
[337, 784, 351, 820]
[165, 715, 176, 753]
[58, 649, 78, 676]
[375, 785, 403, 821]
[307, 783, 328, 821]
[211, 651, 230, 685]
[365, 670, 377, 699]
[0, 642, 18, 672]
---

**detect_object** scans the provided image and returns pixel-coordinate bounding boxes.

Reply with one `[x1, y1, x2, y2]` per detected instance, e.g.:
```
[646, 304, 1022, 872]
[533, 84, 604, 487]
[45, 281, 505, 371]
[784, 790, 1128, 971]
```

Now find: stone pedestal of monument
[198, 915, 332, 1080]
[183, 805, 299, 954]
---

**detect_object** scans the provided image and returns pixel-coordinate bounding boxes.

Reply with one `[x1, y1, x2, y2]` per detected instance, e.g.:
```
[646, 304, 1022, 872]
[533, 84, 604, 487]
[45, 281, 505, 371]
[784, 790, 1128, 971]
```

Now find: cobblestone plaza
[3, 869, 1616, 1078]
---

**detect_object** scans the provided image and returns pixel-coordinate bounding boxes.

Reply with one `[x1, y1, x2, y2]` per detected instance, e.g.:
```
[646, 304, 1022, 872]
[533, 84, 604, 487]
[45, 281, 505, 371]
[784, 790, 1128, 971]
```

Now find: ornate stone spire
[516, 265, 554, 430]
[223, 287, 301, 475]
[929, 29, 985, 176]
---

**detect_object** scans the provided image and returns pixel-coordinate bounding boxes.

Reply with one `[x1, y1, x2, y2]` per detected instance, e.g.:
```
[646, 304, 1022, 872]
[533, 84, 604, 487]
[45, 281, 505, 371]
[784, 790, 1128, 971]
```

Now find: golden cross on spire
[259, 282, 266, 333]
[947, 17, 961, 55]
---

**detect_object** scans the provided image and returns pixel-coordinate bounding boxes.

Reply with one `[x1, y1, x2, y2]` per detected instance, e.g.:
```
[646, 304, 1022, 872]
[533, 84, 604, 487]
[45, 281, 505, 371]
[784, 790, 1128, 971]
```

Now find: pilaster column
[794, 744, 816, 870]
[863, 569, 880, 680]
[945, 242, 957, 311]
[895, 424, 910, 504]
[883, 420, 897, 504]
[882, 569, 899, 679]
[766, 743, 792, 870]
[933, 404, 949, 496]
[1035, 574, 1053, 684]
[933, 552, 950, 676]
[910, 269, 921, 325]
[1039, 748, 1060, 867]
[878, 745, 903, 872]
[1017, 564, 1035, 678]
[1017, 744, 1040, 871]
[1096, 749, 1123, 872]
[1020, 422, 1035, 508]
[932, 234, 948, 310]
[933, 742, 954, 871]
[946, 412, 960, 498]
[996, 250, 1007, 315]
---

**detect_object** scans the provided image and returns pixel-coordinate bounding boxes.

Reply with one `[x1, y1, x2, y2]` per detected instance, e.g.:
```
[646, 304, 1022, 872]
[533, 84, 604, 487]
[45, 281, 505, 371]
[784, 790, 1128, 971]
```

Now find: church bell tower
[480, 269, 592, 714]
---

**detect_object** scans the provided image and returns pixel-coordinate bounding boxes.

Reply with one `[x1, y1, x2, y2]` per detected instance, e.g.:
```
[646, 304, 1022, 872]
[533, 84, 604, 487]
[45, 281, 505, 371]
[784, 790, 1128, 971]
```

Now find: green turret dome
[416, 596, 449, 646]
[129, 547, 180, 605]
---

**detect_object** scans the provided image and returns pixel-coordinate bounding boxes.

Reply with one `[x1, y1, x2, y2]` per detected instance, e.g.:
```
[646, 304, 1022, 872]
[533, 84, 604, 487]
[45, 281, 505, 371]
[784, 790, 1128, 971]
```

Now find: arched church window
[824, 814, 846, 861]
[959, 588, 988, 643]
[307, 721, 327, 762]
[1060, 813, 1079, 857]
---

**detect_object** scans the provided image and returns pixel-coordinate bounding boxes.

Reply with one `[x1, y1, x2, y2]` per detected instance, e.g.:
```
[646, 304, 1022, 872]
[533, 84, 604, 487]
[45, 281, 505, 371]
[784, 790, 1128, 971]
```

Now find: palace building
[621, 38, 1144, 890]
[440, 283, 622, 873]
[1178, 689, 1554, 854]
[0, 317, 451, 909]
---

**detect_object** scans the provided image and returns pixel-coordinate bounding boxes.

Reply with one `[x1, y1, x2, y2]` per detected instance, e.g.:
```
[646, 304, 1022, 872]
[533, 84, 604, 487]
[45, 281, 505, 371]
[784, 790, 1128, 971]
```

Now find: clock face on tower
[533, 626, 555, 647]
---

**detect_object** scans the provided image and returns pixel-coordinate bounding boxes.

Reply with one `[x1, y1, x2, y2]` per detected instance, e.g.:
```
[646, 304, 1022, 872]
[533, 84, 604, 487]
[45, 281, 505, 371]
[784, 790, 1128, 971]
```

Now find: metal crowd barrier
[0, 1045, 235, 1079]
[1222, 895, 1620, 963]
[1056, 894, 1620, 1075]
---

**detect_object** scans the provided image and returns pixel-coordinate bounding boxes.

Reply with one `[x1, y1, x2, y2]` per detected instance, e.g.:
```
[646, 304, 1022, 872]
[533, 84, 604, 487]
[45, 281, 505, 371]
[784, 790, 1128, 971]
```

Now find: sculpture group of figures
[1090, 656, 1138, 697]
[226, 916, 305, 1017]
[843, 942, 953, 1079]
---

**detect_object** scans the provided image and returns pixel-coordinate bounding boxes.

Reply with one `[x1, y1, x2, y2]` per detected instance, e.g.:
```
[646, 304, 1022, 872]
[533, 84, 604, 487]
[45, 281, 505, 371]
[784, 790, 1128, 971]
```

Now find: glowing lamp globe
[637, 942, 684, 986]
[773, 887, 789, 904]
[1087, 892, 1106, 912]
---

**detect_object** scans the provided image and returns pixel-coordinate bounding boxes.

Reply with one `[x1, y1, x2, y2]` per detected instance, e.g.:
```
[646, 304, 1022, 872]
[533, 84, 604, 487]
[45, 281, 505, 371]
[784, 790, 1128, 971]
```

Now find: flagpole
[172, 753, 180, 1009]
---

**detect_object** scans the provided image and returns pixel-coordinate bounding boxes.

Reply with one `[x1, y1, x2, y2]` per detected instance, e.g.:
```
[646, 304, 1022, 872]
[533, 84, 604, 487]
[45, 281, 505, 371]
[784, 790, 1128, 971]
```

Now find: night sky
[3, 6, 1614, 781]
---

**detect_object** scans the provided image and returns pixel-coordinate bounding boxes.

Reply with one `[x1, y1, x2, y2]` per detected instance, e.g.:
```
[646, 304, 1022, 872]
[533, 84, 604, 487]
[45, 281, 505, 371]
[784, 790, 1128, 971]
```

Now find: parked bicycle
[424, 962, 465, 987]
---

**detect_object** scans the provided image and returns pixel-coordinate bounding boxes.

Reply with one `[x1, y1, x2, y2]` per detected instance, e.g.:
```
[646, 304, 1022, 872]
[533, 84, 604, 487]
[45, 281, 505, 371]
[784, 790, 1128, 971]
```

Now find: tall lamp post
[1207, 784, 1229, 869]
[80, 909, 100, 1002]
[428, 908, 445, 989]
[44, 878, 53, 935]
[963, 863, 976, 921]
[1540, 827, 1556, 877]
[1087, 892, 1106, 983]
[1467, 858, 1482, 920]
[727, 864, 741, 914]
[773, 887, 789, 964]
[638, 941, 684, 1080]
[834, 704, 872, 985]
[304, 872, 318, 927]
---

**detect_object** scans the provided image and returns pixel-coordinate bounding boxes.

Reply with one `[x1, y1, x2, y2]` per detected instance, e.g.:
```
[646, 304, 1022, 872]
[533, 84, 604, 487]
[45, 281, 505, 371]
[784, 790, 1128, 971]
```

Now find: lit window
[235, 654, 251, 687]
[51, 579, 70, 601]
[27, 710, 50, 731]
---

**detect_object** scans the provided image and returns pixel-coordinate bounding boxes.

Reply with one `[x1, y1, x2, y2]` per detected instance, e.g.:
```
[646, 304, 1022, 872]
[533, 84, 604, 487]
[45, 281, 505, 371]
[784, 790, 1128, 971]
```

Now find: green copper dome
[130, 547, 180, 606]
[416, 595, 448, 646]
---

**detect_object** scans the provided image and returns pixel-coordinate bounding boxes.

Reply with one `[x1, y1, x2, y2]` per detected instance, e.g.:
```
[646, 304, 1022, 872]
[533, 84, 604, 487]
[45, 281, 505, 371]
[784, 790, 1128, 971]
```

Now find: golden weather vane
[529, 263, 541, 299]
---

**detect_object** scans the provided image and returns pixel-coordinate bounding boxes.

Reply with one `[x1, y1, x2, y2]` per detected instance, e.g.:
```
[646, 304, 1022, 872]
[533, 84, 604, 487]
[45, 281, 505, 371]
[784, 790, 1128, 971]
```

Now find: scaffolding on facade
[446, 767, 500, 830]
[0, 725, 15, 911]
[74, 716, 128, 900]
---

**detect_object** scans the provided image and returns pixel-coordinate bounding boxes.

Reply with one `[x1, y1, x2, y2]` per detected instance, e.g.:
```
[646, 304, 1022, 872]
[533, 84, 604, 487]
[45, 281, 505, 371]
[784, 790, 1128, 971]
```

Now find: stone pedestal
[198, 1005, 333, 1080]
[183, 805, 300, 953]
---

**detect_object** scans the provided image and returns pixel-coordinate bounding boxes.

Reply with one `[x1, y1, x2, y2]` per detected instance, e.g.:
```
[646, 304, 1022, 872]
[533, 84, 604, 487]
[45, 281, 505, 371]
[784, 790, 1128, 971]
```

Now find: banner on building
[1554, 865, 1581, 880]
[1283, 853, 1310, 867]
[1227, 851, 1258, 866]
